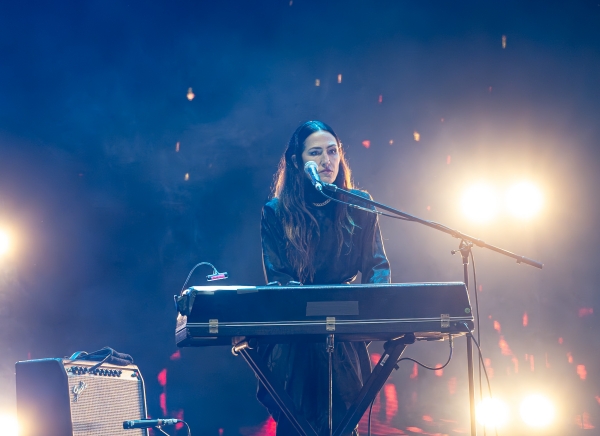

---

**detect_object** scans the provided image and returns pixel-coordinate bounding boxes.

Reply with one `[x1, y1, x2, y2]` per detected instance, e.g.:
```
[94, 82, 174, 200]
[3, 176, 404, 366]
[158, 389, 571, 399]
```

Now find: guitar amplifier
[16, 358, 149, 436]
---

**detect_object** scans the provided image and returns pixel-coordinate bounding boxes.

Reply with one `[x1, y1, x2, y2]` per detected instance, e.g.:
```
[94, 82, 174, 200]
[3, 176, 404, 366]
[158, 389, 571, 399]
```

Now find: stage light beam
[505, 182, 543, 219]
[476, 397, 509, 428]
[0, 414, 19, 436]
[520, 394, 555, 428]
[461, 183, 499, 223]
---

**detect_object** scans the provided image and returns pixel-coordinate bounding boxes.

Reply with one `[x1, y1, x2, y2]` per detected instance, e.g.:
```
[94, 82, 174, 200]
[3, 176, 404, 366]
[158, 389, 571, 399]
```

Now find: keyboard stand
[235, 333, 415, 436]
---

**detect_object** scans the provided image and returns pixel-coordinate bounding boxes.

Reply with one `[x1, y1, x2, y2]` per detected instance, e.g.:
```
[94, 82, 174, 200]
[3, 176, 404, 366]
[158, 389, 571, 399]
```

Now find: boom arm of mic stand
[322, 183, 543, 269]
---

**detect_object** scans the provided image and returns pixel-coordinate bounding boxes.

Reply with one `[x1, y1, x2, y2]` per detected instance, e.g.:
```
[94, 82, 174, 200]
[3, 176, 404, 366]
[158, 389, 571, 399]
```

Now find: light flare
[476, 398, 509, 428]
[505, 182, 543, 219]
[0, 230, 10, 255]
[0, 414, 19, 436]
[461, 183, 499, 223]
[520, 395, 555, 428]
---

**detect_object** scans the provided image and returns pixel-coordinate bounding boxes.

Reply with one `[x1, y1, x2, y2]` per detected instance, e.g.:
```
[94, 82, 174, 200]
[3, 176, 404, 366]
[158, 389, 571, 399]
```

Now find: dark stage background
[1, 1, 599, 435]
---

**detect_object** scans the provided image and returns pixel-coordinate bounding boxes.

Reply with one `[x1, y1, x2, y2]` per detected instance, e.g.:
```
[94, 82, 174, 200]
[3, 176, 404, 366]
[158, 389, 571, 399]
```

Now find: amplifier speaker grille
[16, 358, 148, 436]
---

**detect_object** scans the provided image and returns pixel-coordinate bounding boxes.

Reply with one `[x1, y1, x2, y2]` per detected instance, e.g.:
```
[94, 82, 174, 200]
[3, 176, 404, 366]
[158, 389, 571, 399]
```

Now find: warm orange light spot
[389, 140, 393, 145]
[426, 206, 431, 211]
[558, 337, 563, 344]
[523, 312, 528, 327]
[494, 321, 501, 333]
[370, 353, 381, 366]
[184, 173, 190, 181]
[176, 141, 180, 152]
[173, 410, 184, 430]
[413, 131, 420, 142]
[577, 365, 587, 380]
[384, 384, 398, 422]
[406, 427, 423, 433]
[337, 74, 342, 83]
[422, 415, 433, 422]
[158, 368, 167, 386]
[378, 94, 383, 103]
[187, 87, 195, 101]
[170, 350, 181, 361]
[447, 155, 451, 164]
[410, 363, 418, 379]
[434, 365, 443, 377]
[315, 79, 320, 86]
[502, 35, 507, 49]
[499, 336, 512, 356]
[362, 140, 371, 149]
[530, 355, 535, 372]
[159, 392, 167, 415]
[575, 412, 595, 429]
[579, 307, 593, 317]
[567, 352, 573, 364]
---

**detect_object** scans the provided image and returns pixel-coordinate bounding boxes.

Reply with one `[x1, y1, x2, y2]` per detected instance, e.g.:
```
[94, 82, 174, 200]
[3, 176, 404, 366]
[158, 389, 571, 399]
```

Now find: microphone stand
[322, 183, 543, 436]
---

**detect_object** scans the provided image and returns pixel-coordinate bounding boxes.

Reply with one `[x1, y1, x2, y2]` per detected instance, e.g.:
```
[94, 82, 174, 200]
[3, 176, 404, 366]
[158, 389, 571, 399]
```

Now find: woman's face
[300, 130, 340, 185]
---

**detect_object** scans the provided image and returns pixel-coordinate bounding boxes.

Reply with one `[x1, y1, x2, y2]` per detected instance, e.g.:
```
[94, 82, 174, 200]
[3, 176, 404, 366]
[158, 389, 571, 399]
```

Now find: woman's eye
[310, 151, 319, 156]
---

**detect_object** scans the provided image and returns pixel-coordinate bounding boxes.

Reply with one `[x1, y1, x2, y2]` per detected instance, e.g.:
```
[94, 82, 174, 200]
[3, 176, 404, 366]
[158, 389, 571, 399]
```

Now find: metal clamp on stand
[231, 338, 257, 356]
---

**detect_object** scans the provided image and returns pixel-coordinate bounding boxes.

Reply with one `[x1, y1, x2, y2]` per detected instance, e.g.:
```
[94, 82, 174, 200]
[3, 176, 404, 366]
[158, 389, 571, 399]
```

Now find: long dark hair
[272, 121, 355, 282]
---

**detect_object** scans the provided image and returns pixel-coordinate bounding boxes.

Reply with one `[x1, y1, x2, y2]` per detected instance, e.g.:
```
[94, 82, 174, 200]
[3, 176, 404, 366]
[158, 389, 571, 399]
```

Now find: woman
[259, 120, 391, 436]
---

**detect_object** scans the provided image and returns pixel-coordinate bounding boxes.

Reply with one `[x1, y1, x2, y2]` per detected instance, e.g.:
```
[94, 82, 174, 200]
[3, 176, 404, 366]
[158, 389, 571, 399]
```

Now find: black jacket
[257, 189, 391, 436]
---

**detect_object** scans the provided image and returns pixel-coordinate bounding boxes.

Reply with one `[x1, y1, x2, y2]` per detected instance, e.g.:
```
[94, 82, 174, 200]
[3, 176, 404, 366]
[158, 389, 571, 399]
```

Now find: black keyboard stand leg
[333, 333, 416, 436]
[238, 347, 319, 436]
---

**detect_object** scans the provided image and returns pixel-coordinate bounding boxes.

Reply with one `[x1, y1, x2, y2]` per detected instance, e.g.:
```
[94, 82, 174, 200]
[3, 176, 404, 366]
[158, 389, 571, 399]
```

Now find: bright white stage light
[0, 414, 19, 436]
[506, 182, 543, 219]
[520, 394, 555, 428]
[476, 397, 509, 428]
[461, 184, 499, 223]
[0, 230, 10, 256]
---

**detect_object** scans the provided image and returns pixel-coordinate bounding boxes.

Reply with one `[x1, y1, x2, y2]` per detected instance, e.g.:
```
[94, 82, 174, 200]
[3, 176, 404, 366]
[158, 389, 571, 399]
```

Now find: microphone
[123, 419, 180, 429]
[304, 161, 323, 191]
